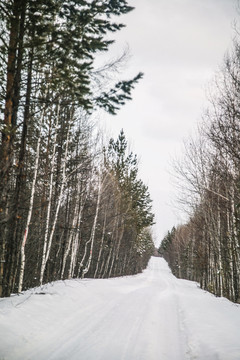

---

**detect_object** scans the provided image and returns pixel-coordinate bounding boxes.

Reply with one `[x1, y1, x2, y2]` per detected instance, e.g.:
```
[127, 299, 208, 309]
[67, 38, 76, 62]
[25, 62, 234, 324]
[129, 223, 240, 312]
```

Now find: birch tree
[18, 106, 46, 292]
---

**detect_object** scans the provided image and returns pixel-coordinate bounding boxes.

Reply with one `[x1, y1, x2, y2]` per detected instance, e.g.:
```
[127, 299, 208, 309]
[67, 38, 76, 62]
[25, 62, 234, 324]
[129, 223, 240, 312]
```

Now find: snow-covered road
[1, 257, 240, 360]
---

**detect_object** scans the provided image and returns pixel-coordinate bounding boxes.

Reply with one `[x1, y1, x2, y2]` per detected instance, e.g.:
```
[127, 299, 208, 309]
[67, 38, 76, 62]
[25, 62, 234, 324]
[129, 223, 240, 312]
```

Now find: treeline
[0, 0, 155, 298]
[159, 35, 240, 303]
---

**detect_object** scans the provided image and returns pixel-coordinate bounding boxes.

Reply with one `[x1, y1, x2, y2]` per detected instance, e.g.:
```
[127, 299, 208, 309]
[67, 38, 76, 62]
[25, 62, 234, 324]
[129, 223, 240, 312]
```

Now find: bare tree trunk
[40, 125, 70, 285]
[94, 212, 107, 278]
[40, 105, 59, 283]
[61, 180, 83, 279]
[66, 183, 83, 279]
[230, 185, 240, 301]
[216, 197, 223, 297]
[18, 107, 45, 292]
[81, 176, 102, 278]
[108, 216, 123, 278]
[68, 194, 85, 278]
[102, 247, 113, 278]
[226, 203, 235, 301]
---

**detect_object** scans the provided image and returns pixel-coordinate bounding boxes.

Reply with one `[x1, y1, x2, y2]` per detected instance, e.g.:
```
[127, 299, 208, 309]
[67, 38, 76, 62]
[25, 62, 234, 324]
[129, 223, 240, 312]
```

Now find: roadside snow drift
[0, 257, 240, 360]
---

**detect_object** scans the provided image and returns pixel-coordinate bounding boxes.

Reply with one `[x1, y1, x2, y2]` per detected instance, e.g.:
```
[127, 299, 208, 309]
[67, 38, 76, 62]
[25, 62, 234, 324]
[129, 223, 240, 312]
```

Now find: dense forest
[0, 0, 155, 298]
[159, 35, 240, 304]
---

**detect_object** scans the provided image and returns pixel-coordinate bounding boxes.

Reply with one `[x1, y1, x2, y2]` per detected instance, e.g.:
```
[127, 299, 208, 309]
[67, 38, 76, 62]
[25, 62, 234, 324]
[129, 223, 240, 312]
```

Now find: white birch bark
[216, 196, 223, 297]
[230, 184, 239, 300]
[40, 125, 70, 286]
[226, 203, 235, 301]
[40, 104, 59, 284]
[18, 108, 45, 293]
[64, 173, 92, 279]
[108, 217, 120, 278]
[68, 181, 88, 278]
[60, 159, 92, 279]
[60, 179, 82, 279]
[81, 175, 102, 278]
[110, 217, 125, 277]
[68, 233, 77, 278]
[61, 230, 73, 279]
[93, 211, 107, 278]
[68, 207, 82, 278]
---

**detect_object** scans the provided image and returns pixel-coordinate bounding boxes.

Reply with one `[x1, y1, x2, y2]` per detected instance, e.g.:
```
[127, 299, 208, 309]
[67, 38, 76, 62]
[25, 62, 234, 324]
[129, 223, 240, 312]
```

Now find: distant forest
[159, 33, 240, 304]
[0, 0, 155, 298]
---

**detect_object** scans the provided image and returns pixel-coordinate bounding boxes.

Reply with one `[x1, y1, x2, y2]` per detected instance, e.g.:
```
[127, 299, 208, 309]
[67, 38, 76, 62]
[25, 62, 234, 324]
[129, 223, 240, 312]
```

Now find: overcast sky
[99, 0, 238, 246]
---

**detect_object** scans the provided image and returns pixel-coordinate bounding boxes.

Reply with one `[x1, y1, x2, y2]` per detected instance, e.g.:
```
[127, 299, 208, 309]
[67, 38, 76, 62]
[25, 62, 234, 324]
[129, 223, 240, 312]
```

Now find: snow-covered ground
[0, 257, 240, 360]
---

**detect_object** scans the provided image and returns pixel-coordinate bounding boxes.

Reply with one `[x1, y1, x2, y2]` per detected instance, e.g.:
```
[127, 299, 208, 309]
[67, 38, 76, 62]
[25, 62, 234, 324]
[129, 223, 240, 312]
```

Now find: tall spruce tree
[106, 130, 154, 234]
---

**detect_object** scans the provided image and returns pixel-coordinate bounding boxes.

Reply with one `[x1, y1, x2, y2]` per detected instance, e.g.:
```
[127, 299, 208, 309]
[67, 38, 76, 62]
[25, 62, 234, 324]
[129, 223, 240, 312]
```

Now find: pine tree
[104, 130, 155, 274]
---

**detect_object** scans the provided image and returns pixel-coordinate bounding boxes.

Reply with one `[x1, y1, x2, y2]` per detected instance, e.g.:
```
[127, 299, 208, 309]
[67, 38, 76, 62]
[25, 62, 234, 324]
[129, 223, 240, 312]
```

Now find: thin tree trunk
[81, 176, 102, 278]
[94, 211, 107, 278]
[68, 195, 85, 278]
[108, 217, 121, 278]
[102, 247, 113, 278]
[112, 218, 125, 276]
[216, 196, 223, 297]
[18, 107, 45, 292]
[62, 181, 82, 279]
[40, 105, 59, 283]
[40, 125, 70, 286]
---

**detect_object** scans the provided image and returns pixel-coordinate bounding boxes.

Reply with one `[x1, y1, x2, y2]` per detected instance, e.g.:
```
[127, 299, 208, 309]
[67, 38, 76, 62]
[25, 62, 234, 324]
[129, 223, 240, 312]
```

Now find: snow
[0, 257, 240, 360]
